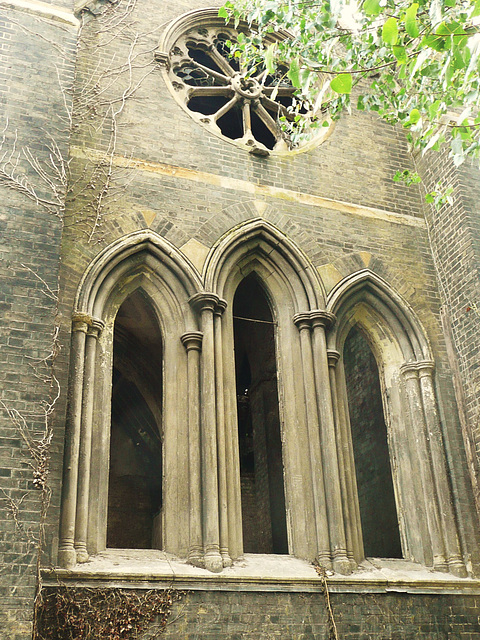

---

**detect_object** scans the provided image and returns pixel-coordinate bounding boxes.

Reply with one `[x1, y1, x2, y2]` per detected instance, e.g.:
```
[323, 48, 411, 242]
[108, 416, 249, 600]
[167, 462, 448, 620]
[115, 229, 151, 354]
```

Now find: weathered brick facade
[0, 0, 480, 638]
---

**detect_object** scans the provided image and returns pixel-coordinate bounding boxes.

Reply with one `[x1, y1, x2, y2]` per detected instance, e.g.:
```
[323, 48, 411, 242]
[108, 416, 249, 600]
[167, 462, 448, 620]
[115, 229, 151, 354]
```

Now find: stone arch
[58, 231, 203, 569]
[327, 269, 431, 363]
[199, 219, 356, 572]
[75, 229, 203, 321]
[204, 218, 326, 311]
[325, 269, 467, 576]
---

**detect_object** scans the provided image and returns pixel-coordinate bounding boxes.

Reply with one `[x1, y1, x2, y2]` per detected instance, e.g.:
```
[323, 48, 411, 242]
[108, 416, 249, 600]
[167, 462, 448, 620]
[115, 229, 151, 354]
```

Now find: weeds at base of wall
[33, 586, 184, 639]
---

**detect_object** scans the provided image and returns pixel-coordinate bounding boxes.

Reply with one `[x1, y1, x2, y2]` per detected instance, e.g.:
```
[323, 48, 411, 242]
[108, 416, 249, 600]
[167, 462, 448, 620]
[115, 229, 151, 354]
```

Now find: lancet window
[58, 223, 468, 579]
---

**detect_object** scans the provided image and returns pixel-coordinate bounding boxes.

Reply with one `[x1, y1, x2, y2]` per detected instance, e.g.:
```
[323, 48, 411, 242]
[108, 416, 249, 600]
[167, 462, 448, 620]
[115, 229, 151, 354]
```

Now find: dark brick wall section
[158, 590, 480, 640]
[416, 149, 480, 517]
[0, 5, 75, 639]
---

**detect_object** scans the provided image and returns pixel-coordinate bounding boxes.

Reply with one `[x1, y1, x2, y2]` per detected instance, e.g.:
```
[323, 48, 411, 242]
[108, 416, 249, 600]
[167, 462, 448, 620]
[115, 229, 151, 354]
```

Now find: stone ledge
[41, 551, 480, 595]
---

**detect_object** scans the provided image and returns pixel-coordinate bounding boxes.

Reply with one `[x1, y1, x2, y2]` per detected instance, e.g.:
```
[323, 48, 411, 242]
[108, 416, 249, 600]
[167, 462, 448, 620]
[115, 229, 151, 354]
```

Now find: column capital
[293, 312, 312, 330]
[416, 360, 435, 378]
[310, 310, 336, 329]
[87, 317, 104, 339]
[327, 349, 341, 367]
[181, 331, 203, 351]
[401, 360, 435, 379]
[189, 292, 219, 312]
[214, 298, 227, 316]
[72, 312, 92, 333]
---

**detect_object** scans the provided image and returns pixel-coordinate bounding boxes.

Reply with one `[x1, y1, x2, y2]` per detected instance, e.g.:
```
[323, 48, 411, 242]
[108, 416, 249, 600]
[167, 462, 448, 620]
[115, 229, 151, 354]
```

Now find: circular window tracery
[160, 11, 332, 157]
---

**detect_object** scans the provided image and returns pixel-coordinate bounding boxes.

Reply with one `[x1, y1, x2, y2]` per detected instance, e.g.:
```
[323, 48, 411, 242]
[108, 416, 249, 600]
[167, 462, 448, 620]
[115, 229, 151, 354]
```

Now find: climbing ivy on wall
[34, 587, 184, 640]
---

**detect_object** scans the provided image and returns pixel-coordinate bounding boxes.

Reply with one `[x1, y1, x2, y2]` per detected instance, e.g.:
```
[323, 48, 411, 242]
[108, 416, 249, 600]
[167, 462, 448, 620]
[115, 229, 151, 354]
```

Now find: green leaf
[473, 0, 480, 18]
[405, 3, 420, 38]
[421, 34, 448, 51]
[408, 108, 421, 124]
[427, 99, 441, 120]
[287, 58, 301, 88]
[330, 73, 352, 94]
[382, 17, 399, 45]
[265, 43, 276, 74]
[363, 0, 381, 16]
[218, 6, 229, 19]
[393, 45, 407, 64]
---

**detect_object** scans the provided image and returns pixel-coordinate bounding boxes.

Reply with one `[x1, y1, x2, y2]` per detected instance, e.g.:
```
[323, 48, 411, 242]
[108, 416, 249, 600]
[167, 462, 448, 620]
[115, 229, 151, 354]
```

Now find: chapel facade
[1, 0, 480, 638]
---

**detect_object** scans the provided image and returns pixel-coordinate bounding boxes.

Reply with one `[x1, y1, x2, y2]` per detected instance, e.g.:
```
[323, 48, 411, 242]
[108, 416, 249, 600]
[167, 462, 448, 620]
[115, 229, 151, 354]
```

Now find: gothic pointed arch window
[58, 224, 469, 579]
[327, 271, 467, 577]
[343, 325, 402, 559]
[233, 274, 288, 555]
[108, 290, 163, 550]
[58, 231, 202, 569]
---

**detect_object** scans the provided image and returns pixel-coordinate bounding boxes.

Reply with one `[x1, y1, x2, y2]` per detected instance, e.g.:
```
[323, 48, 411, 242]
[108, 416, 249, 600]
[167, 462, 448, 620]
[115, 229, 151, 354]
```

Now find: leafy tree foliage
[220, 0, 480, 169]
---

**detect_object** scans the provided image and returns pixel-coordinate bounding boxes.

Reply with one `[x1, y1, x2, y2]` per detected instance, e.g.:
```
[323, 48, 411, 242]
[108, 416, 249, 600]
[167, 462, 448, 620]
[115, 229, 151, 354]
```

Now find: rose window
[162, 18, 326, 157]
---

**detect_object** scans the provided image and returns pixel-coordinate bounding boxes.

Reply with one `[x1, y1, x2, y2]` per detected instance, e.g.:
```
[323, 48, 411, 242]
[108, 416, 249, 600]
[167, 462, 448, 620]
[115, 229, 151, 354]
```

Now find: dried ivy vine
[314, 561, 339, 640]
[34, 586, 184, 640]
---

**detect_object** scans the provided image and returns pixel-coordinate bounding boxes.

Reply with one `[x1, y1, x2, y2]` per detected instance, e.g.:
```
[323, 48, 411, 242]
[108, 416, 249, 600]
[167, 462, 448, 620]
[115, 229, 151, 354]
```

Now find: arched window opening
[107, 290, 163, 549]
[233, 275, 288, 554]
[343, 326, 402, 559]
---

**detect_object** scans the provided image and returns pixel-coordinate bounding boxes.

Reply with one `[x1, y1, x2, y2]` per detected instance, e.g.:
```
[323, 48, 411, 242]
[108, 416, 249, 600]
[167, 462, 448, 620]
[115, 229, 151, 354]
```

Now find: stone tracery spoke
[192, 61, 231, 84]
[188, 86, 235, 98]
[252, 102, 282, 139]
[261, 96, 296, 123]
[242, 101, 252, 138]
[213, 94, 241, 122]
[207, 46, 236, 77]
[262, 86, 296, 98]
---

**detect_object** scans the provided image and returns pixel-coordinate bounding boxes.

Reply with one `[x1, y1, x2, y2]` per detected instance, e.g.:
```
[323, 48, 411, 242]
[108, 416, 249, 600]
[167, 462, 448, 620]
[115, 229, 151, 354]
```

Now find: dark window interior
[107, 290, 163, 549]
[343, 326, 402, 559]
[234, 274, 288, 554]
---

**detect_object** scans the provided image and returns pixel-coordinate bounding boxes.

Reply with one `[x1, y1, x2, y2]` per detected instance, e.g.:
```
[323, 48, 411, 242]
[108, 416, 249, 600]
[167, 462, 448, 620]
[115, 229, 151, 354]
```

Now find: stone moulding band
[70, 146, 426, 229]
[0, 0, 79, 27]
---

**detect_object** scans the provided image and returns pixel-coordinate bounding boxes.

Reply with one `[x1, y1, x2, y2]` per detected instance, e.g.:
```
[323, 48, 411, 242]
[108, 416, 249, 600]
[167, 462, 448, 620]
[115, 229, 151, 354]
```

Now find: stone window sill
[43, 550, 480, 595]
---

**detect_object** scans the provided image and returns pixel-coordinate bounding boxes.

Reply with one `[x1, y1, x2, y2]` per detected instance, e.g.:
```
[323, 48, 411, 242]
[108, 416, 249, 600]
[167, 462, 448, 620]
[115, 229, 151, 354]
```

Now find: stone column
[293, 313, 331, 568]
[58, 313, 90, 569]
[181, 331, 204, 568]
[214, 300, 232, 567]
[327, 349, 359, 570]
[189, 293, 223, 573]
[401, 363, 448, 572]
[310, 311, 351, 575]
[74, 318, 104, 563]
[416, 362, 467, 577]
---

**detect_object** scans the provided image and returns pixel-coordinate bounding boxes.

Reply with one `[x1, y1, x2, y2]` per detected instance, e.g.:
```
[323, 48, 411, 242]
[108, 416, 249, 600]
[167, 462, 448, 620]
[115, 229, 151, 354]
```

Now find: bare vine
[314, 561, 339, 640]
[34, 586, 184, 640]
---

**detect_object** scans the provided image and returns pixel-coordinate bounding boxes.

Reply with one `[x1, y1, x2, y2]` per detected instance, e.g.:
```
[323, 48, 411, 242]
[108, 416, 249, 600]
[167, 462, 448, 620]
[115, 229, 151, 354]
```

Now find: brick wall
[50, 0, 478, 587]
[416, 149, 480, 517]
[159, 590, 480, 639]
[0, 3, 76, 638]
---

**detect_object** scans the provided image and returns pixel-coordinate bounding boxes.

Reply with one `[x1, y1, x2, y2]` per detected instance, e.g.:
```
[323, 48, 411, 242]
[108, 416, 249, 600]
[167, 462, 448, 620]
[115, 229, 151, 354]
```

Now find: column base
[204, 550, 223, 573]
[188, 548, 204, 568]
[316, 554, 333, 572]
[432, 556, 449, 573]
[58, 545, 77, 569]
[75, 545, 89, 564]
[448, 558, 468, 578]
[333, 555, 353, 575]
[221, 551, 233, 568]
